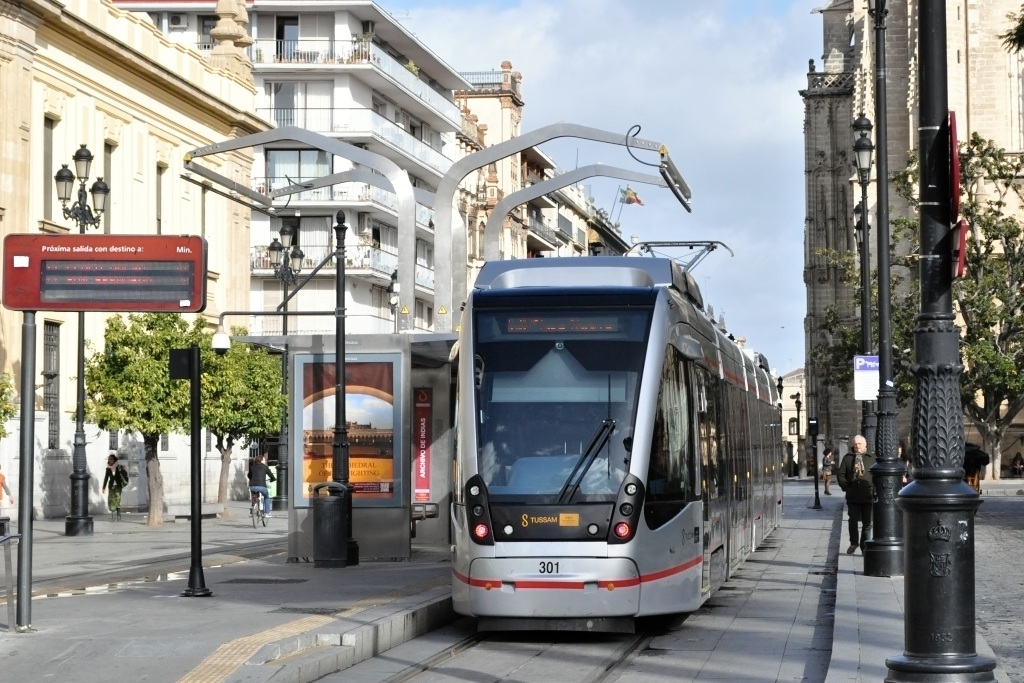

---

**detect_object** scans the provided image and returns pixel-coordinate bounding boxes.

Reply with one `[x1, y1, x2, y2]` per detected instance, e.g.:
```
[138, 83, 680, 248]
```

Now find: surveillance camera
[212, 331, 231, 356]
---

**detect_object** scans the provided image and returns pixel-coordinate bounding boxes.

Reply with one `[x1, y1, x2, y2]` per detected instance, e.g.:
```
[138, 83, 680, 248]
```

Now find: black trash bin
[312, 482, 347, 568]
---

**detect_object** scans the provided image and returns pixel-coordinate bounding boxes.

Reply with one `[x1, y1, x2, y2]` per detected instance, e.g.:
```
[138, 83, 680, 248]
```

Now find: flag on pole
[619, 186, 644, 206]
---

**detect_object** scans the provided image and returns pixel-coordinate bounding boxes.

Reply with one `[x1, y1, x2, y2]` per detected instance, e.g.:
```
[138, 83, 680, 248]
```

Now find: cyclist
[247, 453, 276, 518]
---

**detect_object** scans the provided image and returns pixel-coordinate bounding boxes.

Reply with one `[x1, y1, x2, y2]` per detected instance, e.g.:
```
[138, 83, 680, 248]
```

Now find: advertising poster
[413, 388, 432, 502]
[296, 356, 399, 506]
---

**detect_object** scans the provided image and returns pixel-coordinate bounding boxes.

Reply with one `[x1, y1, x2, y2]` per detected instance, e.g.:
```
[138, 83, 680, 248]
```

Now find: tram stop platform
[0, 481, 1019, 683]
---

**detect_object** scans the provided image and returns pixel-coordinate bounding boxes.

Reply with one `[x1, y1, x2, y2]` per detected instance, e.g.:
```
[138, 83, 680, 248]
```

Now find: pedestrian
[247, 453, 276, 518]
[1011, 452, 1023, 479]
[836, 435, 875, 554]
[101, 452, 129, 521]
[821, 447, 835, 495]
[0, 463, 14, 507]
[899, 441, 911, 487]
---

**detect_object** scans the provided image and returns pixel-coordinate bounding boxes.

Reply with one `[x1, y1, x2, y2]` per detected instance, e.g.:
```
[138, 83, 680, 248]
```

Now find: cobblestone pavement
[975, 496, 1024, 681]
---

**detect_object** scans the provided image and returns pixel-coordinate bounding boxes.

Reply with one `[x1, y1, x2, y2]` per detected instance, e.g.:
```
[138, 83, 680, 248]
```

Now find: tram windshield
[473, 303, 651, 502]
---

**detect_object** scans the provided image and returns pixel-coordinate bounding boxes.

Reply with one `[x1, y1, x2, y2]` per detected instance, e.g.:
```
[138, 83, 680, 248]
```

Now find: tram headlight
[503, 525, 514, 536]
[587, 524, 600, 536]
[625, 483, 638, 496]
[613, 522, 632, 539]
[472, 523, 490, 540]
[469, 485, 481, 496]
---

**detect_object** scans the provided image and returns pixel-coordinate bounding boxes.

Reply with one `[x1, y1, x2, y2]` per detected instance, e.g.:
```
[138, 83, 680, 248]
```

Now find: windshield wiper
[557, 418, 615, 504]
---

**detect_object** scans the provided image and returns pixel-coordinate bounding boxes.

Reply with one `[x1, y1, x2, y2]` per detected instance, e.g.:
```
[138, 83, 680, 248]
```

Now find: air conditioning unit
[357, 212, 373, 236]
[168, 14, 188, 30]
[361, 20, 375, 35]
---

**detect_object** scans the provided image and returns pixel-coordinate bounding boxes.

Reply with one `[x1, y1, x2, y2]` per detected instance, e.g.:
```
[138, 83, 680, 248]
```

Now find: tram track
[371, 615, 678, 683]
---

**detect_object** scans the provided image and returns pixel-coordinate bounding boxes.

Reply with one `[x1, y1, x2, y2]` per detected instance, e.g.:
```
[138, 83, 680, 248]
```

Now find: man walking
[836, 435, 875, 554]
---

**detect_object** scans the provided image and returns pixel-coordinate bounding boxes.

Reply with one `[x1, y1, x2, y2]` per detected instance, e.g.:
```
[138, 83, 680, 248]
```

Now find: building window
[788, 418, 798, 436]
[198, 15, 217, 50]
[266, 149, 331, 194]
[43, 321, 60, 449]
[161, 434, 169, 451]
[414, 299, 433, 330]
[109, 430, 119, 451]
[103, 143, 114, 234]
[156, 164, 166, 234]
[206, 429, 212, 452]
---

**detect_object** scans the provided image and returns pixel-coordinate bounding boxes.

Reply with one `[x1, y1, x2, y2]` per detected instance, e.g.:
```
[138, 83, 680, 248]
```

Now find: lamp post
[886, 2, 995, 679]
[332, 211, 359, 565]
[863, 0, 904, 578]
[267, 224, 305, 512]
[852, 116, 877, 453]
[54, 144, 110, 537]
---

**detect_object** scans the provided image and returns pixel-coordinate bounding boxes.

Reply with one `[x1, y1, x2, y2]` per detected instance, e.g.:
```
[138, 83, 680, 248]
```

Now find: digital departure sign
[2, 234, 207, 312]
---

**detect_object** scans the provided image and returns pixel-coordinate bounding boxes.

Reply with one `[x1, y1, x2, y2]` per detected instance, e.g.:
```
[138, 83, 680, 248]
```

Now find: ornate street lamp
[864, 0, 904, 579]
[886, 2, 995, 680]
[331, 210, 359, 565]
[266, 221, 304, 512]
[852, 115, 878, 453]
[54, 144, 110, 537]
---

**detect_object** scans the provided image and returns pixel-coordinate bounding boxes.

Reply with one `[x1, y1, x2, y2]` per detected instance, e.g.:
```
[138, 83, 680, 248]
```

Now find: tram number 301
[538, 561, 560, 574]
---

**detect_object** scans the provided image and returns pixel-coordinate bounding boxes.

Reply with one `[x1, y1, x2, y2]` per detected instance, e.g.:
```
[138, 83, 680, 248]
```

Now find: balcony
[251, 245, 333, 274]
[250, 39, 461, 128]
[526, 217, 560, 247]
[415, 262, 435, 292]
[345, 244, 398, 281]
[255, 108, 453, 177]
[256, 313, 395, 336]
[250, 177, 435, 230]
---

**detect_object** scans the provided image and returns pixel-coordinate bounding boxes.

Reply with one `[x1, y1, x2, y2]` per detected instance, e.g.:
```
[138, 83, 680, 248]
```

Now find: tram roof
[473, 257, 704, 310]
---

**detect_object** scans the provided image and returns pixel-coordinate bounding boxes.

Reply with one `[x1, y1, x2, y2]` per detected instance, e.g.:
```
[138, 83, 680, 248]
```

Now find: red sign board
[2, 234, 207, 312]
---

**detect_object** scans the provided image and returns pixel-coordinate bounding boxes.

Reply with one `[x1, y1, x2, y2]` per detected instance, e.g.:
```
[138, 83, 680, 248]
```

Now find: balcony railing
[527, 218, 559, 245]
[806, 71, 854, 93]
[250, 39, 460, 125]
[251, 245, 333, 272]
[415, 262, 435, 291]
[346, 244, 398, 278]
[251, 177, 435, 229]
[256, 313, 395, 336]
[255, 108, 452, 176]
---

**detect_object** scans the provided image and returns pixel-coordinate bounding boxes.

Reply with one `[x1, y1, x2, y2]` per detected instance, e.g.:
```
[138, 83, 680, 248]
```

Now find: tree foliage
[998, 5, 1024, 53]
[85, 314, 289, 522]
[202, 328, 286, 509]
[810, 199, 919, 414]
[85, 313, 205, 525]
[954, 133, 1024, 477]
[0, 373, 16, 439]
[883, 134, 1024, 478]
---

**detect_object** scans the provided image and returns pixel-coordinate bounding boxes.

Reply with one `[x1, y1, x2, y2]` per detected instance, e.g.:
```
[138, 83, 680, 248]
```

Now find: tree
[810, 210, 919, 424]
[886, 135, 1024, 479]
[202, 329, 286, 512]
[0, 373, 17, 438]
[85, 313, 205, 525]
[998, 5, 1024, 53]
[954, 133, 1024, 479]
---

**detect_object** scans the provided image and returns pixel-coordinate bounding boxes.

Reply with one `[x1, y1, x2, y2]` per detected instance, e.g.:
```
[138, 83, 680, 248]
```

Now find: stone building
[802, 0, 1024, 465]
[0, 0, 265, 518]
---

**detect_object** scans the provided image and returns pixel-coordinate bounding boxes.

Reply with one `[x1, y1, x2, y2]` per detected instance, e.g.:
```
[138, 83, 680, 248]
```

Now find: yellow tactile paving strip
[178, 574, 450, 683]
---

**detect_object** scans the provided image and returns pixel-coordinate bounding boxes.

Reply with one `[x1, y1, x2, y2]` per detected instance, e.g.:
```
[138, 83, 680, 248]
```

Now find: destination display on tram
[505, 315, 622, 334]
[2, 234, 207, 312]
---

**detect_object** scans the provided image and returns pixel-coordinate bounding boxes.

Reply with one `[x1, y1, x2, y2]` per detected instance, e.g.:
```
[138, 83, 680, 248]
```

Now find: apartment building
[802, 1, 1024, 453]
[0, 0, 264, 516]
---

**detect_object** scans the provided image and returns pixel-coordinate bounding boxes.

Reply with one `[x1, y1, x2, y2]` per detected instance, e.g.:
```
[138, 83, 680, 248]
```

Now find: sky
[382, 0, 822, 375]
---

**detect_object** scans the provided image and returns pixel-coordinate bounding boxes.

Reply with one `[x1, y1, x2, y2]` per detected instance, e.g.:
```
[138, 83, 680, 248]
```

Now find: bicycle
[250, 490, 267, 528]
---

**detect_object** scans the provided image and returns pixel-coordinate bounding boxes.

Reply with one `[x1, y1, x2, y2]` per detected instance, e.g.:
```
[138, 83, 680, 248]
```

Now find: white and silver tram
[450, 257, 784, 632]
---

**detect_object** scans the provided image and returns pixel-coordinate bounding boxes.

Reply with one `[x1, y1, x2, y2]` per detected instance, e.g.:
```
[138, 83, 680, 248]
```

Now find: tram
[450, 257, 784, 632]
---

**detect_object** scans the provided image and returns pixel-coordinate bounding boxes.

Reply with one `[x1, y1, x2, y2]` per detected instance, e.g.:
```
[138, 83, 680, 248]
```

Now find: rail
[1, 516, 19, 632]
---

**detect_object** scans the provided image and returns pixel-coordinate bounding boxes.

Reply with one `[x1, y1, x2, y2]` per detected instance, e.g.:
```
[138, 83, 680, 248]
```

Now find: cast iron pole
[333, 212, 359, 565]
[886, 1, 995, 678]
[864, 0, 904, 578]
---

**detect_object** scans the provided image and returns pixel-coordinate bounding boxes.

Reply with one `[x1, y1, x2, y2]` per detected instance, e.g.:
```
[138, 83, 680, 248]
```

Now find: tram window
[646, 346, 693, 529]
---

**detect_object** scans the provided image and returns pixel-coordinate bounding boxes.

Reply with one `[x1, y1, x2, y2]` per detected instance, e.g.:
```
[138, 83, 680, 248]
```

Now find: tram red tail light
[613, 522, 632, 539]
[473, 523, 491, 540]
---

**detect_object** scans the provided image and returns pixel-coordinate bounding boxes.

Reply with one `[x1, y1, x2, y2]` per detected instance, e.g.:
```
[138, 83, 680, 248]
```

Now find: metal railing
[250, 39, 460, 125]
[527, 217, 559, 245]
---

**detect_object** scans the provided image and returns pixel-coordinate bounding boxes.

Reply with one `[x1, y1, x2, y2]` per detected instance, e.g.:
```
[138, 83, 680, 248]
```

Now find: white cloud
[392, 0, 820, 373]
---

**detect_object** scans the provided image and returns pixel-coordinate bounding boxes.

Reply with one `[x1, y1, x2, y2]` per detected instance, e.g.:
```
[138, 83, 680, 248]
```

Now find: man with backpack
[102, 452, 130, 521]
[836, 435, 876, 554]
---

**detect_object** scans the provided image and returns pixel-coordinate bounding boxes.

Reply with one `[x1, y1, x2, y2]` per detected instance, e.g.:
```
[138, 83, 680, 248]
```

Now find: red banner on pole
[414, 388, 432, 502]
